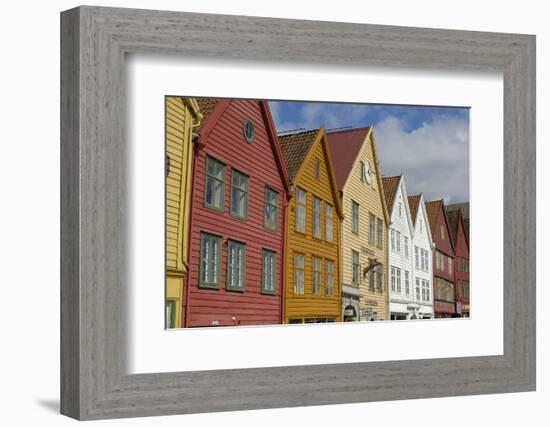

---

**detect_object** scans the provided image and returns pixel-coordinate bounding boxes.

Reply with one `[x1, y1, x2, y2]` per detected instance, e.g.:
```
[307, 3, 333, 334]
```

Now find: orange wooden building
[279, 128, 343, 323]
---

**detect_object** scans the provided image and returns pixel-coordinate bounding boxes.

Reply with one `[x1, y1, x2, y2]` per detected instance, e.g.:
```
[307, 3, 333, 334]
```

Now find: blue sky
[269, 101, 469, 204]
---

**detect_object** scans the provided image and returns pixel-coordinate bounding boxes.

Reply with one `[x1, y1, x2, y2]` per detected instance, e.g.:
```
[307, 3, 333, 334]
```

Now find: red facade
[185, 99, 290, 327]
[450, 209, 470, 317]
[426, 200, 456, 318]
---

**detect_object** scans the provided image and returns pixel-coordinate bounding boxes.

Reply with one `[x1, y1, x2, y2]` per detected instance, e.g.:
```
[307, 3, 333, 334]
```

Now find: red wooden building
[447, 207, 470, 317]
[426, 200, 456, 318]
[185, 98, 291, 327]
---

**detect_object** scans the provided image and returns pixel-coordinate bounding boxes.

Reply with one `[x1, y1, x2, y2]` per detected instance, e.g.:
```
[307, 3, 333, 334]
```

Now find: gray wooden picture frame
[60, 5, 536, 421]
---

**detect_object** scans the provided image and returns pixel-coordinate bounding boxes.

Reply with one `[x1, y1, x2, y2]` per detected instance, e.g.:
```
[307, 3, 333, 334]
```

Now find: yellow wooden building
[165, 97, 202, 328]
[327, 127, 390, 321]
[279, 128, 343, 323]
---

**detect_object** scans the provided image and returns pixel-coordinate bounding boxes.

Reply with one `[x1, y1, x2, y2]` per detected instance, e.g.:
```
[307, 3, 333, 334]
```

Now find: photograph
[165, 97, 470, 328]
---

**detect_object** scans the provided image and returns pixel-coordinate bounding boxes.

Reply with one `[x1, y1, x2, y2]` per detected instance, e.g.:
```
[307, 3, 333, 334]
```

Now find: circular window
[243, 119, 255, 143]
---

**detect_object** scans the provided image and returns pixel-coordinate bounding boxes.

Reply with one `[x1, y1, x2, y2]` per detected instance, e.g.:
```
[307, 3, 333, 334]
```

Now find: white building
[382, 176, 417, 320]
[408, 193, 434, 319]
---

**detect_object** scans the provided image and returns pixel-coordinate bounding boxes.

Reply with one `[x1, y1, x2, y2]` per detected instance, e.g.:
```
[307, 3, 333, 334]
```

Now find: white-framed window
[377, 218, 383, 248]
[415, 277, 421, 301]
[415, 246, 420, 269]
[293, 254, 305, 294]
[313, 196, 322, 239]
[391, 266, 401, 293]
[325, 203, 333, 242]
[404, 236, 409, 258]
[419, 219, 423, 233]
[227, 240, 245, 291]
[398, 202, 402, 217]
[295, 188, 306, 233]
[360, 161, 366, 182]
[423, 279, 431, 302]
[325, 260, 334, 296]
[391, 229, 396, 251]
[261, 249, 276, 294]
[404, 270, 410, 295]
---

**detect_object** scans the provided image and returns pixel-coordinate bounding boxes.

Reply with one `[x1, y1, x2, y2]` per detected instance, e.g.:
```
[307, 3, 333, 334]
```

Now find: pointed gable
[278, 129, 319, 182]
[425, 200, 442, 237]
[408, 195, 421, 224]
[326, 126, 371, 191]
[279, 128, 343, 218]
[381, 175, 401, 215]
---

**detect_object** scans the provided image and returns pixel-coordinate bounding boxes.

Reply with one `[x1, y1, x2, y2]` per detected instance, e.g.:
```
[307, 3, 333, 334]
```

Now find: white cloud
[375, 115, 469, 204]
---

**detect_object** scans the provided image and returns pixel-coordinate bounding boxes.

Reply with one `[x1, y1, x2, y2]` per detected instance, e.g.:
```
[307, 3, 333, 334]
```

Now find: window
[436, 278, 454, 302]
[396, 230, 401, 253]
[405, 270, 410, 295]
[440, 224, 445, 240]
[369, 269, 375, 290]
[369, 213, 375, 243]
[448, 257, 453, 274]
[315, 159, 321, 179]
[264, 187, 279, 230]
[230, 169, 249, 218]
[313, 197, 322, 238]
[261, 250, 276, 294]
[421, 249, 429, 271]
[419, 219, 423, 233]
[462, 281, 470, 299]
[391, 266, 397, 292]
[415, 246, 420, 269]
[415, 278, 421, 301]
[352, 250, 360, 285]
[421, 280, 426, 301]
[312, 257, 322, 295]
[166, 300, 176, 329]
[404, 236, 409, 258]
[199, 232, 221, 288]
[464, 259, 469, 273]
[352, 201, 359, 234]
[396, 268, 401, 293]
[295, 188, 306, 233]
[391, 229, 396, 251]
[325, 203, 333, 242]
[293, 254, 305, 294]
[424, 279, 431, 301]
[376, 265, 383, 292]
[398, 202, 402, 217]
[326, 260, 334, 296]
[227, 240, 245, 291]
[360, 161, 366, 182]
[205, 157, 225, 210]
[377, 218, 383, 248]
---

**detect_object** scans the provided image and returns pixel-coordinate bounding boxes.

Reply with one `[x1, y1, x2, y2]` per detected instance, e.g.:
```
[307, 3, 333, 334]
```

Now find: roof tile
[381, 176, 401, 214]
[408, 195, 421, 224]
[278, 129, 320, 181]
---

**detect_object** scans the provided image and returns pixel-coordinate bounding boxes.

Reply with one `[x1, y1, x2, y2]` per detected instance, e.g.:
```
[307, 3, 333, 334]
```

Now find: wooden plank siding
[426, 200, 456, 317]
[283, 130, 343, 322]
[186, 99, 290, 327]
[338, 129, 390, 321]
[165, 97, 202, 328]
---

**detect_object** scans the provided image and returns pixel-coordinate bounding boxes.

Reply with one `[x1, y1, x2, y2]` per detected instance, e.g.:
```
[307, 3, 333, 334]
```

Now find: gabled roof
[326, 127, 372, 191]
[278, 129, 319, 181]
[381, 175, 401, 215]
[195, 98, 220, 127]
[279, 127, 343, 218]
[191, 98, 291, 194]
[426, 199, 455, 253]
[425, 200, 442, 237]
[408, 195, 421, 224]
[446, 208, 460, 246]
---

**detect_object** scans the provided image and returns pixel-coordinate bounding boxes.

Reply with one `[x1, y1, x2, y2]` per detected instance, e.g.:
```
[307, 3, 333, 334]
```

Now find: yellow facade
[283, 129, 343, 323]
[165, 97, 202, 328]
[339, 128, 390, 320]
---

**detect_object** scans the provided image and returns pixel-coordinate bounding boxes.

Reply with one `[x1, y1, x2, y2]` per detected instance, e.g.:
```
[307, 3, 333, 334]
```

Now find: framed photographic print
[61, 5, 535, 420]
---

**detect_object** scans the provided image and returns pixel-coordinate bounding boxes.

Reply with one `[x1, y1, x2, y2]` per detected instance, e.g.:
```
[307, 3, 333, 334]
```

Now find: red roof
[425, 200, 442, 237]
[326, 127, 372, 191]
